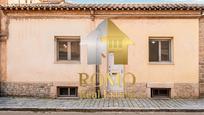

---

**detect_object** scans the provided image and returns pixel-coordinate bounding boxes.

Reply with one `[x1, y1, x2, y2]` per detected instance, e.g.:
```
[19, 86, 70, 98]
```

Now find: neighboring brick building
[0, 0, 64, 5]
[0, 3, 204, 98]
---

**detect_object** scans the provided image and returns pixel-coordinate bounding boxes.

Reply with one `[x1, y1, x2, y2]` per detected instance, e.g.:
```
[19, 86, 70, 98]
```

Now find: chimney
[0, 0, 8, 4]
[40, 0, 64, 4]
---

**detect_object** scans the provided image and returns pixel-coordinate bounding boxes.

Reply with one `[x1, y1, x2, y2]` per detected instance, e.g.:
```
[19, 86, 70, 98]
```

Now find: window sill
[151, 96, 170, 99]
[57, 96, 79, 99]
[148, 62, 174, 65]
[55, 60, 80, 64]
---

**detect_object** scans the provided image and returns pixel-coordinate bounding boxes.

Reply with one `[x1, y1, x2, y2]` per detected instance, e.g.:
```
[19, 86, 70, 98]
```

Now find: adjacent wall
[199, 17, 204, 97]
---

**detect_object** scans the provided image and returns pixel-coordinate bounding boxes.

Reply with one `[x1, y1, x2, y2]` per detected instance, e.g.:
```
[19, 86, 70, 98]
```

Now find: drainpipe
[90, 9, 101, 98]
[0, 10, 2, 97]
[96, 65, 101, 98]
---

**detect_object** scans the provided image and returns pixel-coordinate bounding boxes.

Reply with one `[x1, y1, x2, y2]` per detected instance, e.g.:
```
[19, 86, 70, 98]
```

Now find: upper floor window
[149, 38, 172, 62]
[56, 36, 80, 62]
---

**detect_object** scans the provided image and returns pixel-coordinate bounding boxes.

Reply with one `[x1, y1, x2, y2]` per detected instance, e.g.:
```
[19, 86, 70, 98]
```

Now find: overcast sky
[67, 0, 204, 4]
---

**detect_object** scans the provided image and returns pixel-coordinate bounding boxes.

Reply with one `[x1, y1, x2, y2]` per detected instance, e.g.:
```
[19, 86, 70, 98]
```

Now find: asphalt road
[0, 112, 204, 115]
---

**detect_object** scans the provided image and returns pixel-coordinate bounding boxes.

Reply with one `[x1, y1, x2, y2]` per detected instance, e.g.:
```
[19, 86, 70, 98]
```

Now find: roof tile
[0, 3, 204, 11]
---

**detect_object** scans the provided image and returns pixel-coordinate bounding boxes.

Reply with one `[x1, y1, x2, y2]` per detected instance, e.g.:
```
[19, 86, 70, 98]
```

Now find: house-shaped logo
[84, 19, 134, 65]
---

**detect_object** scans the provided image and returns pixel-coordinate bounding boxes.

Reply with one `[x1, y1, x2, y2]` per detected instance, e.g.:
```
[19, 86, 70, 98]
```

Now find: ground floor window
[56, 36, 80, 62]
[151, 88, 171, 98]
[149, 38, 172, 62]
[57, 87, 78, 97]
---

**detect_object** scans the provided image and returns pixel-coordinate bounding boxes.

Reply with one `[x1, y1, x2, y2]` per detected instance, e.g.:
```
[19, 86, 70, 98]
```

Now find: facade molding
[3, 10, 202, 19]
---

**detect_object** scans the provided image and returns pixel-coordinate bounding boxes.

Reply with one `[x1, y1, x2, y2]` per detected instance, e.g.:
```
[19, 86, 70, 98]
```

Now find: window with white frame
[56, 37, 80, 61]
[149, 39, 172, 62]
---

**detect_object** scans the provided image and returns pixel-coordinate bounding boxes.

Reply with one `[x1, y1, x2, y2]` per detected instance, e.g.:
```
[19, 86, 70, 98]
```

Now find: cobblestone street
[0, 97, 204, 111]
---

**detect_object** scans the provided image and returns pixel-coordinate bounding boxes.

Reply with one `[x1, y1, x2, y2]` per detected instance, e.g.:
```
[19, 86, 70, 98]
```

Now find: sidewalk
[0, 97, 204, 112]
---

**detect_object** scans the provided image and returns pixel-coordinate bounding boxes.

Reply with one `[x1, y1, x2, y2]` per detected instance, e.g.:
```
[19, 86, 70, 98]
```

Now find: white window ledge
[148, 62, 174, 65]
[55, 60, 81, 64]
[57, 97, 80, 99]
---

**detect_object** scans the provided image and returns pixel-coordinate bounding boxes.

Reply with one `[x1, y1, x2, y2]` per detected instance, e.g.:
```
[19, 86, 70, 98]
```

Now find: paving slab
[0, 97, 204, 112]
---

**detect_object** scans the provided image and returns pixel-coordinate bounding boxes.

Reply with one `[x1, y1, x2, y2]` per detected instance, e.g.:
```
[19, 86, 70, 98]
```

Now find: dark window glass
[57, 39, 80, 61]
[161, 41, 170, 61]
[71, 42, 80, 60]
[58, 41, 68, 60]
[153, 89, 159, 95]
[159, 89, 168, 96]
[59, 88, 68, 96]
[149, 39, 171, 62]
[149, 40, 159, 62]
[58, 87, 78, 97]
[151, 88, 170, 98]
[70, 88, 77, 96]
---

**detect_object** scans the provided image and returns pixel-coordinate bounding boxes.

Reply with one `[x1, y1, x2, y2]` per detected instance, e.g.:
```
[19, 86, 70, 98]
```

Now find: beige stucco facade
[7, 18, 199, 84]
[3, 17, 198, 98]
[8, 19, 95, 82]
